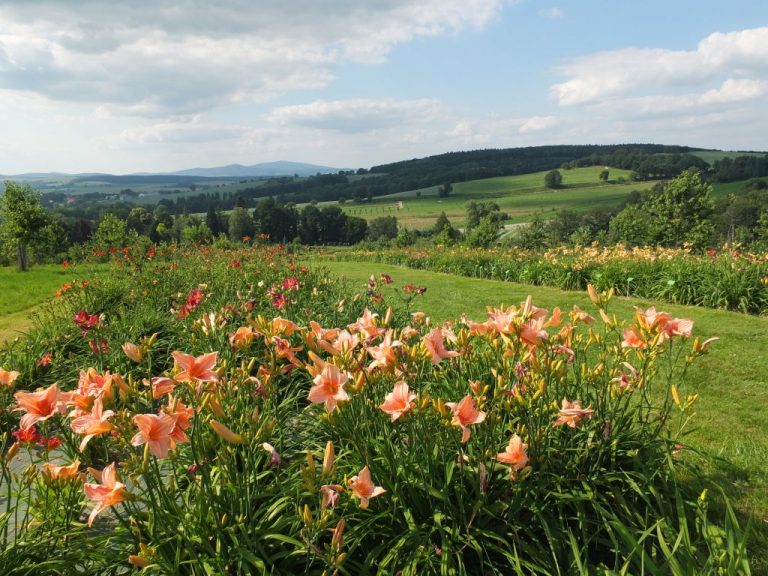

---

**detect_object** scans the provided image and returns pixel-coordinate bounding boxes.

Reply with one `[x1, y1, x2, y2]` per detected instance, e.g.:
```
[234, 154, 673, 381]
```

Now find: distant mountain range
[162, 161, 343, 178]
[1, 161, 343, 182]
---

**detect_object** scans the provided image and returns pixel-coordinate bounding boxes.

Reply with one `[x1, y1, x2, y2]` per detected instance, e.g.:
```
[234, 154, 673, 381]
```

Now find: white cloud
[551, 26, 768, 107]
[519, 115, 559, 133]
[267, 98, 443, 132]
[119, 118, 250, 144]
[0, 1, 507, 115]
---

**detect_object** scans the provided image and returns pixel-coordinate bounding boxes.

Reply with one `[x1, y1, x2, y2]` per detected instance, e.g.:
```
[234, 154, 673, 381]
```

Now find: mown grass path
[309, 258, 768, 570]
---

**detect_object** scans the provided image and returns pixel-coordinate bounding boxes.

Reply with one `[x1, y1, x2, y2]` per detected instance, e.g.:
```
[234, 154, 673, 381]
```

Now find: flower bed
[0, 246, 749, 574]
[330, 244, 768, 315]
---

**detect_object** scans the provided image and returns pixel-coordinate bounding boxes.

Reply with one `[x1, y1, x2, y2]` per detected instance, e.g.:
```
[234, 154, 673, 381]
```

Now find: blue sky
[1, 0, 767, 174]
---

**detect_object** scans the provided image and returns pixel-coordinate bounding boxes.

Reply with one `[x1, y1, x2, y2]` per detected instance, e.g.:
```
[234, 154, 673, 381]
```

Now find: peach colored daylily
[347, 308, 383, 339]
[637, 307, 671, 331]
[621, 327, 646, 349]
[0, 367, 20, 387]
[367, 330, 403, 372]
[14, 383, 68, 431]
[553, 397, 594, 428]
[42, 459, 82, 483]
[569, 306, 595, 325]
[144, 376, 177, 399]
[308, 364, 350, 412]
[422, 327, 460, 365]
[172, 351, 219, 384]
[70, 397, 115, 451]
[164, 396, 193, 444]
[84, 462, 127, 526]
[348, 465, 386, 509]
[495, 434, 529, 478]
[663, 317, 693, 338]
[446, 395, 486, 443]
[131, 413, 178, 458]
[379, 381, 416, 422]
[519, 318, 548, 348]
[122, 342, 145, 363]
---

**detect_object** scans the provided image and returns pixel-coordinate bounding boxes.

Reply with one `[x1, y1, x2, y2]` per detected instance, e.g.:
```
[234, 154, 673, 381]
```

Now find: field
[0, 249, 768, 574]
[328, 166, 649, 230]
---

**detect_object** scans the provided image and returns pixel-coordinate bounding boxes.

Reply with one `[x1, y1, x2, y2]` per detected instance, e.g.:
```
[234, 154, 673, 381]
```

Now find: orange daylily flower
[553, 397, 594, 428]
[0, 367, 20, 387]
[495, 434, 529, 478]
[271, 317, 300, 336]
[308, 364, 350, 412]
[172, 351, 219, 383]
[348, 465, 386, 509]
[70, 397, 115, 451]
[84, 462, 127, 526]
[422, 327, 460, 365]
[621, 327, 646, 349]
[131, 413, 178, 458]
[379, 381, 416, 422]
[14, 383, 68, 431]
[42, 459, 82, 483]
[446, 395, 486, 443]
[229, 326, 257, 350]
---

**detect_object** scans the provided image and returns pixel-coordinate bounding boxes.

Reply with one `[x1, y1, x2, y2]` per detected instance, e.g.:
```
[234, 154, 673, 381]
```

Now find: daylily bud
[384, 306, 393, 327]
[322, 441, 335, 477]
[210, 420, 244, 444]
[330, 518, 345, 551]
[587, 284, 600, 305]
[5, 441, 19, 464]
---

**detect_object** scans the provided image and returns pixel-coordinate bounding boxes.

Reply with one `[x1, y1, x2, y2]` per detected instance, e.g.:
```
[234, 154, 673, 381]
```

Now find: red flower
[13, 427, 42, 444]
[271, 292, 287, 310]
[37, 352, 53, 367]
[282, 277, 299, 291]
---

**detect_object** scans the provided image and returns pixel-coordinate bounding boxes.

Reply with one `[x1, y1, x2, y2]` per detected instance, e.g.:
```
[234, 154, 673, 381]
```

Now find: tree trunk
[17, 242, 29, 271]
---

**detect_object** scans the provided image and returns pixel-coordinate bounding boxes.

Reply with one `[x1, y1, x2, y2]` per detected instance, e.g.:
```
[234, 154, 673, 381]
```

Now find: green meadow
[313, 166, 756, 231]
[0, 263, 106, 342]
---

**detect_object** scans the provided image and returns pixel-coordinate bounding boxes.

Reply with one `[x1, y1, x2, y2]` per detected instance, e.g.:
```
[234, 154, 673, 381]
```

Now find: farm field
[329, 166, 652, 229]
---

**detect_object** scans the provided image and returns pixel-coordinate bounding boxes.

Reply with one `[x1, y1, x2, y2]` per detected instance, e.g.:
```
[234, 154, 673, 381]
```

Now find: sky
[1, 0, 767, 174]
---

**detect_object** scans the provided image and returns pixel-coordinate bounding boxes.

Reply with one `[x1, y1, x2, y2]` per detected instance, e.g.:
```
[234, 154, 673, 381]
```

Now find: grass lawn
[307, 258, 768, 571]
[0, 263, 107, 342]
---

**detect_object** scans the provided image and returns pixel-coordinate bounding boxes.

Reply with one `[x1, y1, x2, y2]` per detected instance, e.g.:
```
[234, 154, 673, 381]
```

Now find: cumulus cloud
[267, 98, 443, 132]
[0, 1, 507, 115]
[551, 26, 768, 107]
